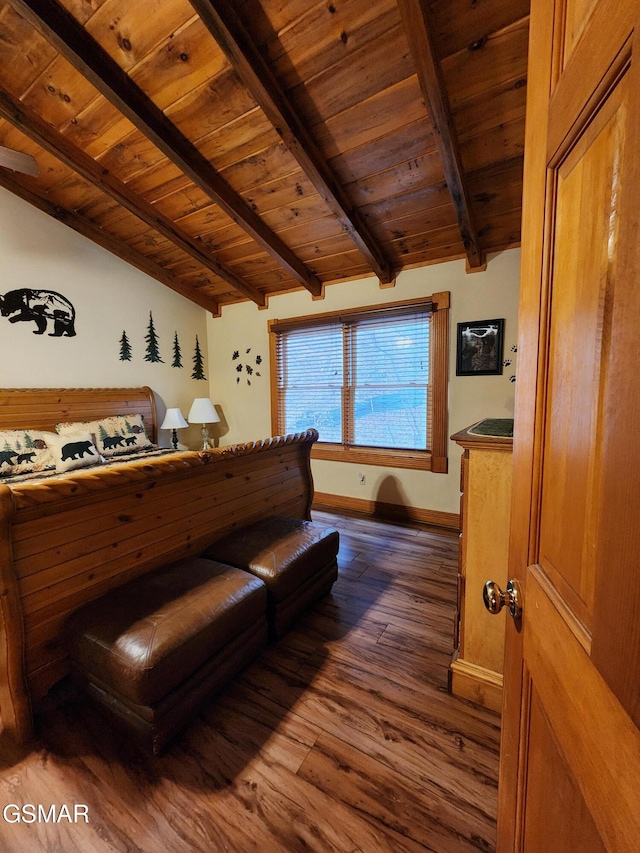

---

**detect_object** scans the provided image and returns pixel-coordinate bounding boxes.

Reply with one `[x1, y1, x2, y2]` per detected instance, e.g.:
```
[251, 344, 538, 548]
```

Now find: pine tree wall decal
[119, 330, 132, 361]
[192, 335, 206, 380]
[144, 311, 163, 363]
[172, 331, 183, 368]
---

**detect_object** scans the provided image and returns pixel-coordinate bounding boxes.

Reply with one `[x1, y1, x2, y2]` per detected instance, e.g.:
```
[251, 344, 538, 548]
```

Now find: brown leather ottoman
[65, 557, 267, 754]
[204, 516, 339, 638]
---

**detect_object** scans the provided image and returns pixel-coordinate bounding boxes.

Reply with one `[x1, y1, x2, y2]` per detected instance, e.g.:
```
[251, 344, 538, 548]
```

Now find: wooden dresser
[449, 420, 513, 712]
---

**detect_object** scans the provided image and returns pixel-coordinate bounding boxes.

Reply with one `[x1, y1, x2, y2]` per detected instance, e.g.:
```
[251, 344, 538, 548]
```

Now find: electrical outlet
[358, 472, 366, 485]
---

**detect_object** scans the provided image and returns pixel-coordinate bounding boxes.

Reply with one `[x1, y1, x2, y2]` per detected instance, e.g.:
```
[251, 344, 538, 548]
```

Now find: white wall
[0, 188, 210, 447]
[206, 249, 520, 515]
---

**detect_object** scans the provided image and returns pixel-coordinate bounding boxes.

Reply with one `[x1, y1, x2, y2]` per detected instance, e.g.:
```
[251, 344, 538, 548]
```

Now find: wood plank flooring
[0, 511, 500, 852]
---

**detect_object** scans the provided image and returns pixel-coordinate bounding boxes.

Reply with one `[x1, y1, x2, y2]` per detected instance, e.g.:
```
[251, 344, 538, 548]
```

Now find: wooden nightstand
[449, 421, 513, 711]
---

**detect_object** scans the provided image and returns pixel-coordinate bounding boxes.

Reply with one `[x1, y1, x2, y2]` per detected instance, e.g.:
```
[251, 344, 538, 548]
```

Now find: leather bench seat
[65, 557, 267, 754]
[204, 516, 339, 638]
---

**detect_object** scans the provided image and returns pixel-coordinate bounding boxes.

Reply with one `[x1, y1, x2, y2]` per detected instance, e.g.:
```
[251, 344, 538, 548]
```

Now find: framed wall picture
[456, 318, 504, 376]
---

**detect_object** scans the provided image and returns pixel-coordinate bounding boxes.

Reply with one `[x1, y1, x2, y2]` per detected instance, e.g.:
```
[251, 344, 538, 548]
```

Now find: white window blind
[277, 324, 343, 444]
[275, 307, 432, 452]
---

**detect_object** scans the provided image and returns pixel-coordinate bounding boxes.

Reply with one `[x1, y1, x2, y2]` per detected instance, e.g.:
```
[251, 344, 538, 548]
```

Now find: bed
[0, 387, 317, 743]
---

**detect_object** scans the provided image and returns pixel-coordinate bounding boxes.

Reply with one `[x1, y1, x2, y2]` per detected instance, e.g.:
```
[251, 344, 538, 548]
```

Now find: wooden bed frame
[0, 387, 317, 744]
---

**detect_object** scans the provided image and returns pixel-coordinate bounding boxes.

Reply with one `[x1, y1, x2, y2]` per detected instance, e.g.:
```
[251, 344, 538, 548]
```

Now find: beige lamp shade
[160, 407, 188, 450]
[188, 398, 220, 450]
[187, 398, 220, 424]
[160, 407, 188, 430]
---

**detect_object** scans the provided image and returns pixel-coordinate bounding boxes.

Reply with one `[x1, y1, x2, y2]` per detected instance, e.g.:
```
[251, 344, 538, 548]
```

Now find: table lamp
[188, 397, 220, 450]
[160, 407, 189, 450]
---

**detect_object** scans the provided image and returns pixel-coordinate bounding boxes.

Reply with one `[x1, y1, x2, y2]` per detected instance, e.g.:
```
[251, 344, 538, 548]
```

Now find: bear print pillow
[47, 431, 100, 473]
[0, 430, 57, 477]
[56, 413, 154, 458]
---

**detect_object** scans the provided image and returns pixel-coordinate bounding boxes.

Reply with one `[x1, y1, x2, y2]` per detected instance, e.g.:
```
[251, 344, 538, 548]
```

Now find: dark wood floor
[0, 511, 500, 852]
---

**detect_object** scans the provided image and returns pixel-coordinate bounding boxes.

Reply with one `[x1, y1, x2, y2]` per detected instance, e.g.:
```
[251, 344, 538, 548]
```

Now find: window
[269, 293, 449, 472]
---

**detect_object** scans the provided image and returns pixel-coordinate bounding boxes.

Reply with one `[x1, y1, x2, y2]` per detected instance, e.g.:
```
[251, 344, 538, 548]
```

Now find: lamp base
[171, 429, 179, 450]
[200, 424, 212, 451]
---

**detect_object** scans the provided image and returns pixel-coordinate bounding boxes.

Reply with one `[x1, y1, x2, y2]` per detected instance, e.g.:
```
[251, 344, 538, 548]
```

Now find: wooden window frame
[269, 292, 449, 474]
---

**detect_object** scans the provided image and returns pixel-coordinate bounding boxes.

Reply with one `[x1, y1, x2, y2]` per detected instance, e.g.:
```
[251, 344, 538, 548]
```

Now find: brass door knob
[483, 579, 522, 620]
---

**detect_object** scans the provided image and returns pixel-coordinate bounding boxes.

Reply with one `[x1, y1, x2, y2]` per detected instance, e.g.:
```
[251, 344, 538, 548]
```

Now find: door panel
[562, 0, 599, 65]
[538, 75, 627, 635]
[589, 28, 640, 733]
[523, 568, 640, 850]
[523, 687, 606, 853]
[498, 0, 640, 850]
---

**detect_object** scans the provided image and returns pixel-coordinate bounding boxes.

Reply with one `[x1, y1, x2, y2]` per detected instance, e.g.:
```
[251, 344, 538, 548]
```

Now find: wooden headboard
[0, 387, 158, 443]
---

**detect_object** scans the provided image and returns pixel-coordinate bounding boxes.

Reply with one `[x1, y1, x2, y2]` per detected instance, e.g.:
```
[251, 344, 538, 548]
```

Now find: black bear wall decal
[0, 289, 76, 337]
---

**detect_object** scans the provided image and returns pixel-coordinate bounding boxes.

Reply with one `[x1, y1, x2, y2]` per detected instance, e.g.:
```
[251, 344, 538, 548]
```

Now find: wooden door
[497, 0, 640, 850]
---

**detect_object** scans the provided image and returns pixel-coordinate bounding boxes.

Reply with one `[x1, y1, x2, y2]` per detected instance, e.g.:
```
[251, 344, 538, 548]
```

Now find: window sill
[311, 443, 447, 473]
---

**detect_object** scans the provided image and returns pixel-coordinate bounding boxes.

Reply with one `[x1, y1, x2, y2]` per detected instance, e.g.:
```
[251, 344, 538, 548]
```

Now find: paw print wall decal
[232, 348, 263, 386]
[503, 344, 518, 382]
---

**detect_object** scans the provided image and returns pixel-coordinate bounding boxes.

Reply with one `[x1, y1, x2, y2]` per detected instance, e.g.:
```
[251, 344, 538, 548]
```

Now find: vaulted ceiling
[0, 0, 529, 315]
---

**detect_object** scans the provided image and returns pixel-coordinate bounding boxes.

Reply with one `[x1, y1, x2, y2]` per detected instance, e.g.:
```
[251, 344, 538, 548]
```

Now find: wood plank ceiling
[0, 0, 529, 314]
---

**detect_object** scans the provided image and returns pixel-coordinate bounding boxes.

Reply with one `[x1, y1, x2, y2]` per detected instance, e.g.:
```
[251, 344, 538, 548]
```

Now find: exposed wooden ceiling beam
[0, 88, 266, 308]
[0, 170, 221, 314]
[396, 0, 484, 270]
[189, 0, 395, 285]
[10, 0, 323, 297]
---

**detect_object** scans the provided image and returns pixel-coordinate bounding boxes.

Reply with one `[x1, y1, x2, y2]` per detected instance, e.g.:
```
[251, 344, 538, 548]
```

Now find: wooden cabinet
[449, 422, 513, 712]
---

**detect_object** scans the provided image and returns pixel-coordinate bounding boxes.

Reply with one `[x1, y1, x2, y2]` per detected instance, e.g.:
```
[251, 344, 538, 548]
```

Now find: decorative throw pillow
[46, 431, 100, 473]
[57, 413, 154, 458]
[0, 429, 57, 477]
